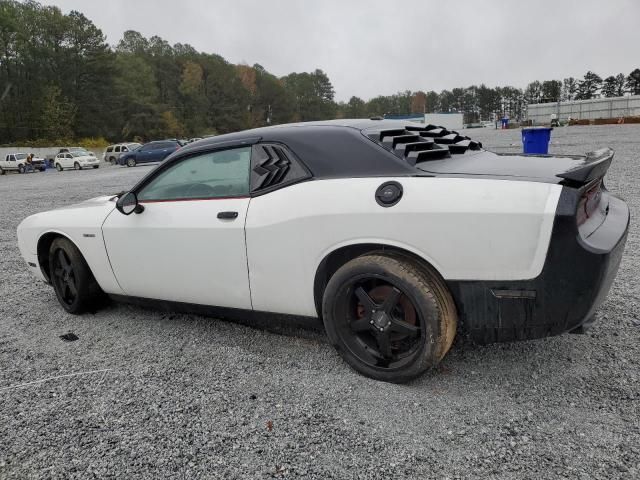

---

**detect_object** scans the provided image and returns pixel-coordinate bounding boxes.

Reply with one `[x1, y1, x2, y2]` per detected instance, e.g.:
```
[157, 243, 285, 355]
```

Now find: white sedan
[54, 151, 100, 171]
[16, 120, 629, 382]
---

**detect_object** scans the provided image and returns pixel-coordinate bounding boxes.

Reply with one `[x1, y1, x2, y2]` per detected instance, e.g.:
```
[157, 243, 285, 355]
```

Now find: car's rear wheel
[322, 254, 457, 383]
[55, 163, 63, 172]
[126, 158, 136, 167]
[74, 162, 81, 170]
[49, 237, 104, 314]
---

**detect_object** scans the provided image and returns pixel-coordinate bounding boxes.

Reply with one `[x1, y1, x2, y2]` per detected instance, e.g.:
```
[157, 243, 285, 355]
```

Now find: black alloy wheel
[52, 248, 78, 307]
[322, 254, 457, 383]
[49, 237, 104, 314]
[337, 277, 424, 370]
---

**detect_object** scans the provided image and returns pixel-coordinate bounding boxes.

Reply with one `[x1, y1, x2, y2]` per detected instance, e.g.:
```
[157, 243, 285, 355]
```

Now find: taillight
[576, 180, 603, 226]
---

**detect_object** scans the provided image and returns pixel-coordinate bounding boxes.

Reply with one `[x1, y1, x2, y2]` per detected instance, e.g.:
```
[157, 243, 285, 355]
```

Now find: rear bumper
[448, 187, 629, 344]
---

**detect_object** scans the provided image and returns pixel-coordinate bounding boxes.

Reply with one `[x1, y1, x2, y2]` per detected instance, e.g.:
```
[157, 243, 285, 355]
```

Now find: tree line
[1, 0, 639, 143]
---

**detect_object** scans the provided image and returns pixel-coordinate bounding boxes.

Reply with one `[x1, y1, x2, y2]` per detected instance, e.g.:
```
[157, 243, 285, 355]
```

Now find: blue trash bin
[522, 127, 553, 154]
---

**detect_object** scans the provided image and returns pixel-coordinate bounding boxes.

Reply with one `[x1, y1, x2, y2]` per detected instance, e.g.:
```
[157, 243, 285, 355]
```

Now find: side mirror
[116, 192, 145, 215]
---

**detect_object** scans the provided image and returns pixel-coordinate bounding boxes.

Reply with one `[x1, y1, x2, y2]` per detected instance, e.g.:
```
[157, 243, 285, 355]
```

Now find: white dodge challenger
[17, 120, 630, 382]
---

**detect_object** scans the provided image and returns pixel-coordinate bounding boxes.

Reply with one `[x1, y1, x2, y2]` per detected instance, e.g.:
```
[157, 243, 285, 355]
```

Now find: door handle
[217, 211, 238, 220]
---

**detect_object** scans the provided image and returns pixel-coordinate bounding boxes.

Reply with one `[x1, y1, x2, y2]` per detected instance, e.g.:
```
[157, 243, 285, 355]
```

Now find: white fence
[527, 95, 640, 124]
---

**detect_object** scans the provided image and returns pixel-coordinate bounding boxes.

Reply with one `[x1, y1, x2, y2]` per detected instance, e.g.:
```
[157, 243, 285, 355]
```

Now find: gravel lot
[1, 125, 638, 479]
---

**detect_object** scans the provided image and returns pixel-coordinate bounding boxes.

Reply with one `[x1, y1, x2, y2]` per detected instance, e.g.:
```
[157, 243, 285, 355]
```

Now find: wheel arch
[37, 231, 81, 283]
[313, 242, 447, 318]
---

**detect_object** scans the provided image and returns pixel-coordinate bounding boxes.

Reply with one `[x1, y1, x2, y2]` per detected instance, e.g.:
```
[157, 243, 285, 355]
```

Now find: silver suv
[103, 143, 142, 165]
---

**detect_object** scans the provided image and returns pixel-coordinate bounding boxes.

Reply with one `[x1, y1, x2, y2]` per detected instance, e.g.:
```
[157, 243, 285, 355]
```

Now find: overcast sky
[39, 0, 640, 101]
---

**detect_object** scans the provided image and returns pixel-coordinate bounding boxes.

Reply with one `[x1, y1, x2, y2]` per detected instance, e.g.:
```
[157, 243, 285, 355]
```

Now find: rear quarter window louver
[368, 124, 482, 166]
[250, 144, 310, 194]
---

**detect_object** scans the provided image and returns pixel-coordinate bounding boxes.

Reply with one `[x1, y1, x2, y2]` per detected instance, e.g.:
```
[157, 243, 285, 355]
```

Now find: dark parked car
[118, 140, 181, 167]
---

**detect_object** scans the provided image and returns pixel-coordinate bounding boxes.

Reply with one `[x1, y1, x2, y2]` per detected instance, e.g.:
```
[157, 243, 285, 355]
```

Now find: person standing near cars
[25, 153, 34, 173]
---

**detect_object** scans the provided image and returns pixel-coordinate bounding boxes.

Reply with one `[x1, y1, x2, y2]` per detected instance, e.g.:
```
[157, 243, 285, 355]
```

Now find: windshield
[15, 153, 27, 160]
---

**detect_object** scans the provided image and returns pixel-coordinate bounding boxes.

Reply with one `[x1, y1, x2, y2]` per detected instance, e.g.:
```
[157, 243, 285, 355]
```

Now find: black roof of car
[148, 120, 595, 185]
[174, 119, 483, 179]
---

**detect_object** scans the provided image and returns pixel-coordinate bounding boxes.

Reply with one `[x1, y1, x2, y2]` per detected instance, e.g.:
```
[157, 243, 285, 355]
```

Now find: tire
[18, 164, 25, 174]
[56, 163, 63, 172]
[49, 237, 104, 314]
[126, 158, 136, 167]
[74, 162, 81, 170]
[93, 165, 99, 169]
[322, 254, 457, 383]
[0, 166, 4, 175]
[109, 157, 116, 165]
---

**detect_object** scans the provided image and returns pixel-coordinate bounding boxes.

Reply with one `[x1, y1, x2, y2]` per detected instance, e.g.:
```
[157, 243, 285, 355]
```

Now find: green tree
[601, 76, 618, 98]
[541, 80, 562, 102]
[576, 71, 602, 100]
[40, 85, 75, 140]
[345, 96, 367, 117]
[561, 77, 578, 101]
[282, 69, 336, 121]
[524, 81, 542, 104]
[614, 73, 626, 97]
[626, 68, 640, 95]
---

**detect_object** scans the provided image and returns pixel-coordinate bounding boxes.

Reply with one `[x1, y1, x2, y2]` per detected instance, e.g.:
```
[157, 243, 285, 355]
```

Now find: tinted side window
[114, 146, 121, 152]
[106, 146, 113, 152]
[138, 147, 251, 201]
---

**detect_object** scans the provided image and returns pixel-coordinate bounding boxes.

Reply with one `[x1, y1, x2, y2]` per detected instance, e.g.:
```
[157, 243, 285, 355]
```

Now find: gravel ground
[1, 125, 639, 479]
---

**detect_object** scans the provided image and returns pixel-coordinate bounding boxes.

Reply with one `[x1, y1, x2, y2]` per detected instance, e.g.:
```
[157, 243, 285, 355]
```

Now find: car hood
[415, 149, 612, 184]
[17, 196, 117, 255]
[53, 195, 116, 211]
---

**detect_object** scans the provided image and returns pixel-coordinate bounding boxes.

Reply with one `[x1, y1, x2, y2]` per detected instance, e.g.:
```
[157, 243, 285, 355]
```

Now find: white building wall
[527, 95, 640, 124]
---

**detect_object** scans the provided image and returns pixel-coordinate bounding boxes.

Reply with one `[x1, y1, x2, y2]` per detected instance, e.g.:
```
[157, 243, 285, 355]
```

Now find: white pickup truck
[0, 153, 46, 174]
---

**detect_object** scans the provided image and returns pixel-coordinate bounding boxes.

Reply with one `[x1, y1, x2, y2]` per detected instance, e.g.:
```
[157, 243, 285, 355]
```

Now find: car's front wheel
[74, 162, 81, 170]
[126, 158, 136, 167]
[18, 164, 25, 174]
[322, 253, 457, 383]
[49, 237, 104, 314]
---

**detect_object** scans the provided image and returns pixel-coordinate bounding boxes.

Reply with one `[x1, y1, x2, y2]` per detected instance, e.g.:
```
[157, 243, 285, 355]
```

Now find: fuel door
[375, 181, 403, 207]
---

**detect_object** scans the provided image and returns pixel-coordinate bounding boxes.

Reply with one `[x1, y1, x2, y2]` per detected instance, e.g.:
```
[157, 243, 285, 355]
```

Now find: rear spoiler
[556, 148, 613, 185]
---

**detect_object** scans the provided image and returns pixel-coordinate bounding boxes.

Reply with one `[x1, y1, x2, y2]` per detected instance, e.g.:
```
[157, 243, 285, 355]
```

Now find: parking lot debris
[59, 332, 79, 342]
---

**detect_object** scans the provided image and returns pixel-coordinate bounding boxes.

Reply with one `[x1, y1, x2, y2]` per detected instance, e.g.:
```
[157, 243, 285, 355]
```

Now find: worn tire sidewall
[322, 255, 444, 383]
